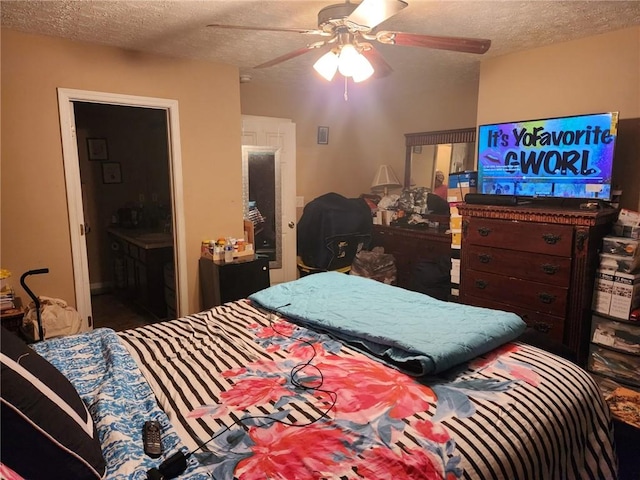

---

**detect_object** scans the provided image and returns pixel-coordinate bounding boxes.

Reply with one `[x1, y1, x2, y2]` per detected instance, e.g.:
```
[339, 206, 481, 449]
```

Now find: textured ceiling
[2, 0, 640, 92]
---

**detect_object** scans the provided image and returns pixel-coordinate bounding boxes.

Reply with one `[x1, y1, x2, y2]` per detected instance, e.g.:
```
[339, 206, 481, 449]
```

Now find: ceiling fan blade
[361, 47, 393, 78]
[377, 31, 491, 54]
[207, 23, 327, 36]
[347, 0, 408, 30]
[254, 42, 326, 69]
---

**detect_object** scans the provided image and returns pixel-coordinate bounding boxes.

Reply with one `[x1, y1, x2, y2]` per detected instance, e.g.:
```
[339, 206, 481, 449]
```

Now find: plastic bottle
[224, 238, 234, 263]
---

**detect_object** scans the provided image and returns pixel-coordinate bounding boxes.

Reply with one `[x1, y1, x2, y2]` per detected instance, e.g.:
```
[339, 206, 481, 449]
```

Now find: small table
[1, 306, 25, 334]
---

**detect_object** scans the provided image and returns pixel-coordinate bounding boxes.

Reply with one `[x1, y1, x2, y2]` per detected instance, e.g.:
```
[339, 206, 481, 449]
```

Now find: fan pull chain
[344, 77, 349, 101]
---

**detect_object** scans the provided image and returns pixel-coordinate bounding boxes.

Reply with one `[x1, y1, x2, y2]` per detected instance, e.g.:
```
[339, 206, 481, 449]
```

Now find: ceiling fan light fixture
[333, 43, 375, 82]
[352, 53, 374, 82]
[337, 43, 360, 77]
[313, 50, 339, 81]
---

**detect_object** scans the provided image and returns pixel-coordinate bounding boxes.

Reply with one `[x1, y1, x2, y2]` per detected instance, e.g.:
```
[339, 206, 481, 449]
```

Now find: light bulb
[338, 44, 360, 77]
[352, 53, 374, 82]
[313, 51, 339, 81]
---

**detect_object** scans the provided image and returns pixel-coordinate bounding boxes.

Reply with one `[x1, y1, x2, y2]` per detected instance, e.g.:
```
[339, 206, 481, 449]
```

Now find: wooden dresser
[371, 225, 451, 296]
[457, 203, 618, 365]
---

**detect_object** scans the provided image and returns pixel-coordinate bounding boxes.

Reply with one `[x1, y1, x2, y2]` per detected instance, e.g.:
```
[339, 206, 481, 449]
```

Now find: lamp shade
[351, 53, 374, 83]
[371, 165, 402, 194]
[313, 51, 339, 81]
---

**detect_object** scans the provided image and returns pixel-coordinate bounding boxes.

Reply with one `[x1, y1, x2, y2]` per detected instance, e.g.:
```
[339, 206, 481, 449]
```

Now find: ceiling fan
[207, 0, 491, 82]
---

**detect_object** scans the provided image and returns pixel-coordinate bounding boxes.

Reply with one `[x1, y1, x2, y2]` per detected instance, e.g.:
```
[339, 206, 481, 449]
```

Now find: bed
[1, 272, 617, 480]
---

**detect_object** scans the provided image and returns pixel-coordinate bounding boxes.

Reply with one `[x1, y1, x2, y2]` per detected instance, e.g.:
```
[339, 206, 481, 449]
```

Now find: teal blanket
[249, 272, 526, 375]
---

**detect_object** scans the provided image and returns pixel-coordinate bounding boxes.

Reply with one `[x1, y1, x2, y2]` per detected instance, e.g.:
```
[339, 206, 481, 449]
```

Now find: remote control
[143, 420, 163, 458]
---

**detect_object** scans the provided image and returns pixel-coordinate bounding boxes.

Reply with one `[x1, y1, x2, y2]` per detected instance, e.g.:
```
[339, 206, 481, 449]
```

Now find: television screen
[477, 112, 618, 201]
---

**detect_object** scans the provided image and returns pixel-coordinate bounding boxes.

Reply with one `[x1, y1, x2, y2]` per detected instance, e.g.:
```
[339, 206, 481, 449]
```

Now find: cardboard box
[593, 269, 640, 320]
[618, 208, 640, 226]
[447, 171, 477, 203]
[593, 269, 615, 315]
[450, 258, 461, 284]
[611, 272, 640, 319]
[450, 215, 462, 230]
[451, 229, 462, 247]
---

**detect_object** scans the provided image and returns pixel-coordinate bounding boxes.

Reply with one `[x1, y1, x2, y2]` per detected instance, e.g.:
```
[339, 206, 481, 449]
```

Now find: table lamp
[371, 165, 402, 196]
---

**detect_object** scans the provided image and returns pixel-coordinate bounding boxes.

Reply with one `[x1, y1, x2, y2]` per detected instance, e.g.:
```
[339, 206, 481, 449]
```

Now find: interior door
[241, 116, 296, 285]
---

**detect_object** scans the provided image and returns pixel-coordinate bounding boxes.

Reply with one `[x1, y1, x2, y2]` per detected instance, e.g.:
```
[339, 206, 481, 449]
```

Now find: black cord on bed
[147, 304, 338, 480]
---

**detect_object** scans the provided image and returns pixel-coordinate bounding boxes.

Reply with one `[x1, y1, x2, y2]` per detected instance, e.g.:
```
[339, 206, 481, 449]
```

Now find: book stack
[1, 287, 16, 312]
[0, 268, 16, 312]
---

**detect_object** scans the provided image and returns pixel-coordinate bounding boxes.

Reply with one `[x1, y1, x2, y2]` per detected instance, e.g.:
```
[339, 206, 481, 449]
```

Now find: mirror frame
[404, 128, 476, 188]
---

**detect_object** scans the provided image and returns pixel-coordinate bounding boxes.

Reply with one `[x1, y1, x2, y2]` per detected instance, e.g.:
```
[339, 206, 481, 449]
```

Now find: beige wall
[240, 76, 480, 204]
[1, 29, 243, 315]
[477, 26, 640, 209]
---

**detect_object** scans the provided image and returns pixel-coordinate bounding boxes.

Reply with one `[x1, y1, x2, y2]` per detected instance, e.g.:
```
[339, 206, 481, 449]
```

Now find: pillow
[0, 327, 106, 479]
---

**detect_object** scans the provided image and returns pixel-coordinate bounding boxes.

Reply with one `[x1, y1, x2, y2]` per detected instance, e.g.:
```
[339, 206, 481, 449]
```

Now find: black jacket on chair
[297, 193, 372, 270]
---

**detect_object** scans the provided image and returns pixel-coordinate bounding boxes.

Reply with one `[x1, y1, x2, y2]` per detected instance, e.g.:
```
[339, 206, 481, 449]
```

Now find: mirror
[404, 128, 476, 195]
[242, 146, 282, 269]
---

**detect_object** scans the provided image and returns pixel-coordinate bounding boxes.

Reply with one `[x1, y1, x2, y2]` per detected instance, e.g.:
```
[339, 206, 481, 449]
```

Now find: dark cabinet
[110, 232, 173, 320]
[370, 225, 451, 294]
[199, 256, 270, 309]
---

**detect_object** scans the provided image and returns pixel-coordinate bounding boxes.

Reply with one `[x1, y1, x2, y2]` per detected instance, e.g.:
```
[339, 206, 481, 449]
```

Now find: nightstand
[199, 256, 270, 309]
[1, 306, 25, 334]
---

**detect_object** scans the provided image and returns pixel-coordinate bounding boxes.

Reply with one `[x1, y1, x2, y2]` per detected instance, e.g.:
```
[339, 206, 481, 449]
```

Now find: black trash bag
[297, 193, 372, 270]
[350, 247, 397, 285]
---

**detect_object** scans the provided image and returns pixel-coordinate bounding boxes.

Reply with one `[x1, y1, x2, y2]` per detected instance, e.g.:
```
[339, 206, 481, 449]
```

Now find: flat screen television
[477, 112, 618, 202]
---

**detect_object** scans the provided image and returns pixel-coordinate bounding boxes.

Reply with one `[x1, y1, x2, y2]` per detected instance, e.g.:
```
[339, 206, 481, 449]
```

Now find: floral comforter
[117, 300, 617, 480]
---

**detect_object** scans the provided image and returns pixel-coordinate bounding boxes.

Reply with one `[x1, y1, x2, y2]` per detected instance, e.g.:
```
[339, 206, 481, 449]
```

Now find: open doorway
[57, 88, 187, 332]
[74, 102, 174, 330]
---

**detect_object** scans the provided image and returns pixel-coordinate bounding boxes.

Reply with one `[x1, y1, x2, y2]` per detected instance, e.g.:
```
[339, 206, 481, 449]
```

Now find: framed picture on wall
[87, 138, 108, 161]
[101, 162, 122, 184]
[317, 126, 329, 145]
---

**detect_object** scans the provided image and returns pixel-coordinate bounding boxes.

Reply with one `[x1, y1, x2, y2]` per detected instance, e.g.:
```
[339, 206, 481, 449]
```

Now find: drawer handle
[478, 253, 492, 263]
[541, 263, 559, 275]
[542, 233, 561, 245]
[534, 322, 552, 333]
[475, 279, 488, 289]
[576, 230, 588, 252]
[538, 292, 556, 304]
[477, 227, 491, 237]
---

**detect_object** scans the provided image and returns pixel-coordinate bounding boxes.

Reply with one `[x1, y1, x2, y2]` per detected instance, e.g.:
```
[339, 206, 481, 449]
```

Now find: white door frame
[57, 88, 187, 327]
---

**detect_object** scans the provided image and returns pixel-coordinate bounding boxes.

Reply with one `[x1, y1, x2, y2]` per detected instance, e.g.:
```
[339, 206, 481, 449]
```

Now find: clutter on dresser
[200, 237, 254, 262]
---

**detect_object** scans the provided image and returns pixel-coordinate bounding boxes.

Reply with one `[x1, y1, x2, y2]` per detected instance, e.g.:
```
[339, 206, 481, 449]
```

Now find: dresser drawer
[466, 245, 572, 286]
[461, 294, 565, 345]
[465, 218, 574, 256]
[462, 269, 568, 316]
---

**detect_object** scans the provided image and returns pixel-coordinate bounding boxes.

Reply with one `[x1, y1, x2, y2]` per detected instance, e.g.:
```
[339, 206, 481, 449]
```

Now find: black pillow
[0, 327, 106, 479]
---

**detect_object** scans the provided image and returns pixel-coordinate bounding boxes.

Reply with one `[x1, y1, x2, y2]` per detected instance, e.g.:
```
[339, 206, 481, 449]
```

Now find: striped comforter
[118, 300, 617, 480]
